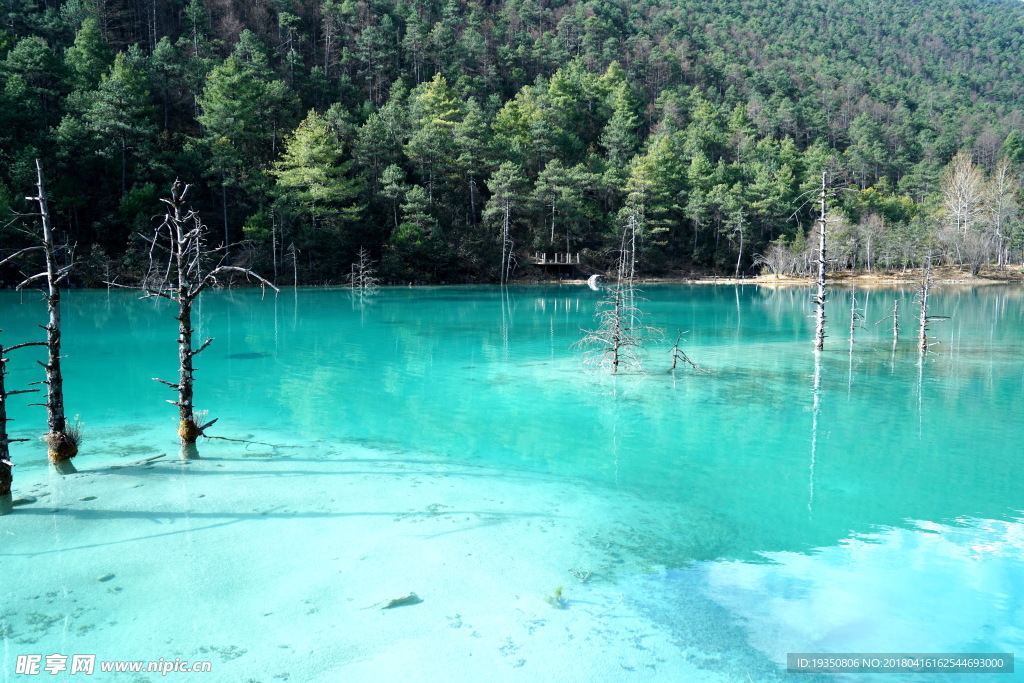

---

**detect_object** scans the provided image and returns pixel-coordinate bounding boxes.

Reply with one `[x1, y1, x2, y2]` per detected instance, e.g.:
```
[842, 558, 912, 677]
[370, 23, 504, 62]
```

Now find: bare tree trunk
[848, 286, 864, 346]
[611, 287, 622, 372]
[175, 296, 203, 451]
[150, 0, 157, 50]
[813, 172, 828, 351]
[892, 299, 899, 344]
[877, 298, 900, 351]
[0, 371, 11, 511]
[917, 262, 932, 354]
[619, 207, 640, 282]
[324, 21, 332, 73]
[221, 174, 230, 262]
[550, 202, 556, 244]
[914, 260, 948, 355]
[120, 136, 127, 197]
[500, 199, 512, 285]
[30, 160, 78, 473]
[289, 243, 298, 288]
[271, 210, 278, 284]
[0, 339, 42, 514]
[0, 348, 11, 512]
[734, 214, 744, 279]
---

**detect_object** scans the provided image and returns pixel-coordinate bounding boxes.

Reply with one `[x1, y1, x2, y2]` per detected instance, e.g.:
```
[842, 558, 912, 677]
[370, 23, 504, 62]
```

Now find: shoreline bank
[540, 266, 1024, 288]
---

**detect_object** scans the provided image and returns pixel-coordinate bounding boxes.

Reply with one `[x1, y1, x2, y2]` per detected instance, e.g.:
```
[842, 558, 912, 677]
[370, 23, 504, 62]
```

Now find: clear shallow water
[1, 284, 1022, 681]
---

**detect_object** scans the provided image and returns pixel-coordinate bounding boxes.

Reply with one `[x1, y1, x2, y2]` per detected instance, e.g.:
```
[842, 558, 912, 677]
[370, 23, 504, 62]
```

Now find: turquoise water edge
[2, 284, 1022, 681]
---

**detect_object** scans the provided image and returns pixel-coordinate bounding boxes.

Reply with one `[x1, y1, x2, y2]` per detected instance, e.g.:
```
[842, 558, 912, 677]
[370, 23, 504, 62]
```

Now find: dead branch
[669, 330, 711, 373]
[0, 246, 43, 269]
[14, 271, 48, 290]
[2, 341, 46, 353]
[191, 338, 214, 357]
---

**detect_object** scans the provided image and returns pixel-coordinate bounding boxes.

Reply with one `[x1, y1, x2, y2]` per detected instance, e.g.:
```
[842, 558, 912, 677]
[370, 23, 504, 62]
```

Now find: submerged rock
[382, 593, 423, 609]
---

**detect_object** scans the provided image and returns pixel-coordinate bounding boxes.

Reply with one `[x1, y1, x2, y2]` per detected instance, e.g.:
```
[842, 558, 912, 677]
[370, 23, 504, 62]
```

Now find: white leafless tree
[988, 156, 1018, 269]
[752, 240, 798, 277]
[347, 247, 380, 292]
[943, 150, 986, 235]
[576, 220, 660, 374]
[575, 282, 660, 374]
[940, 150, 987, 267]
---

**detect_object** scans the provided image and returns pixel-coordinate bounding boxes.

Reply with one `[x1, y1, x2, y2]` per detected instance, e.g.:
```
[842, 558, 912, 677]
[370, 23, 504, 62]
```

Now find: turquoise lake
[1, 284, 1022, 681]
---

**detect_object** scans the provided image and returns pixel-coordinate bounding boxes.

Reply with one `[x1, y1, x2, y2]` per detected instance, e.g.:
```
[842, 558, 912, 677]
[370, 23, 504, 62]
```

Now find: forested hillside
[2, 0, 1023, 284]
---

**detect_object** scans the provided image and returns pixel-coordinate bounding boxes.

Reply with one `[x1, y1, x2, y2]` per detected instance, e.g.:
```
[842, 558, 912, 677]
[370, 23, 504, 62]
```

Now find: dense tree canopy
[1, 0, 1023, 284]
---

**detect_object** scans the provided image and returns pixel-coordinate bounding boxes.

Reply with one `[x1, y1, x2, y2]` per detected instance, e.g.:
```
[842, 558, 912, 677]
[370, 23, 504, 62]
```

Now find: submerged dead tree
[669, 330, 708, 373]
[20, 160, 79, 473]
[0, 334, 44, 515]
[848, 286, 865, 346]
[140, 180, 278, 459]
[576, 282, 659, 373]
[812, 171, 829, 351]
[877, 299, 900, 348]
[915, 261, 948, 354]
[347, 247, 380, 292]
[575, 220, 660, 374]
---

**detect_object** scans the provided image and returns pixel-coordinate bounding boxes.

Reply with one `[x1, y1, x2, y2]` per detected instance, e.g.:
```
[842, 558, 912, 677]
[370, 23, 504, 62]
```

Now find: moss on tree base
[178, 419, 201, 444]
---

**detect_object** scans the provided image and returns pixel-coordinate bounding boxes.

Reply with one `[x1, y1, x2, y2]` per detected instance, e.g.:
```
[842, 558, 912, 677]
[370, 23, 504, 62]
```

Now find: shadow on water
[2, 506, 555, 557]
[88, 456, 587, 486]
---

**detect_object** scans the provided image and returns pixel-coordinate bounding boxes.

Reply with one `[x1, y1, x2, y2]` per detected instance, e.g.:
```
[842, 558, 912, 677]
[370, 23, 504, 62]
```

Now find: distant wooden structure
[529, 252, 580, 265]
[527, 252, 582, 276]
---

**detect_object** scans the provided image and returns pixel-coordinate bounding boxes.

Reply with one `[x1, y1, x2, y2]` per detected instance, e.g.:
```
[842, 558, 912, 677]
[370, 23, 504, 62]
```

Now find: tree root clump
[46, 436, 78, 466]
[1, 477, 11, 515]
